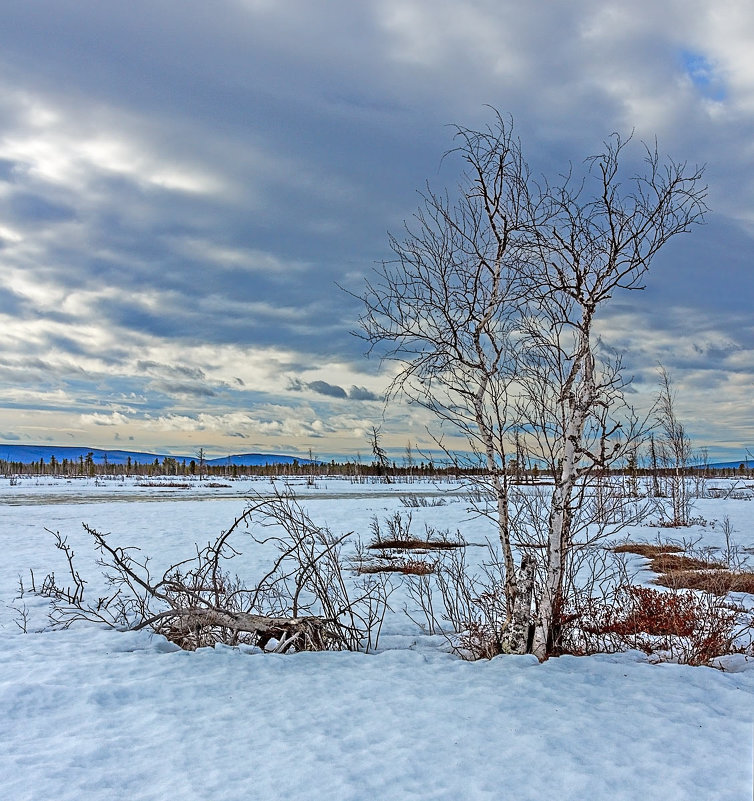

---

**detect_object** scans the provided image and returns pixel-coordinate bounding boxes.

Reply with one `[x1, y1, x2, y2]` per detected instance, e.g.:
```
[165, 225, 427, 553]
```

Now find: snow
[1, 476, 753, 800]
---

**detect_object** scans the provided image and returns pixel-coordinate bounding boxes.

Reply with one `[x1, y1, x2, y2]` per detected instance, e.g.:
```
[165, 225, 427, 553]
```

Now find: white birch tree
[359, 113, 707, 658]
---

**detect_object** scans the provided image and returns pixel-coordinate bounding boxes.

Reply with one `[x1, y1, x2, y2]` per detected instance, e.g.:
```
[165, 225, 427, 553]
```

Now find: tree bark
[502, 553, 535, 653]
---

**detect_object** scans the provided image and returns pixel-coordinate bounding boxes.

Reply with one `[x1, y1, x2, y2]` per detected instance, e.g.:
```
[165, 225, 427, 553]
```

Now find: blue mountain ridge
[0, 444, 317, 466]
[701, 459, 754, 470]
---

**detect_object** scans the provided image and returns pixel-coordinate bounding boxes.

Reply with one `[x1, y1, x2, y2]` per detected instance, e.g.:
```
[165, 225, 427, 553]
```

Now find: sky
[0, 0, 752, 462]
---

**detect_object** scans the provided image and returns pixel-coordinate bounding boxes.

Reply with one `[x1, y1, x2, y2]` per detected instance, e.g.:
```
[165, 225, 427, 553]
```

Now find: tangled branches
[33, 491, 392, 653]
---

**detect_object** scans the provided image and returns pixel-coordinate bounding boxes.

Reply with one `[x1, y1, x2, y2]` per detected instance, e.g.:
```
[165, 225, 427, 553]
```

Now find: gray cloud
[287, 378, 381, 401]
[347, 386, 382, 401]
[8, 192, 77, 224]
[307, 381, 348, 399]
[149, 381, 217, 398]
[0, 158, 18, 182]
[0, 0, 752, 458]
[288, 378, 347, 398]
[137, 361, 207, 381]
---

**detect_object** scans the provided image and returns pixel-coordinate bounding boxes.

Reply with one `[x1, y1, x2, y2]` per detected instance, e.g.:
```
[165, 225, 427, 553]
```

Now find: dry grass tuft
[358, 559, 436, 576]
[613, 543, 683, 557]
[657, 569, 754, 595]
[137, 482, 191, 489]
[615, 541, 754, 595]
[651, 553, 721, 572]
[368, 538, 465, 551]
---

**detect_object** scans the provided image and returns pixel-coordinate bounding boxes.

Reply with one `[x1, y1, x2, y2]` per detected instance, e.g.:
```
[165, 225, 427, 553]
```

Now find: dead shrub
[599, 586, 698, 637]
[401, 542, 510, 659]
[458, 620, 504, 661]
[32, 490, 393, 653]
[368, 512, 466, 552]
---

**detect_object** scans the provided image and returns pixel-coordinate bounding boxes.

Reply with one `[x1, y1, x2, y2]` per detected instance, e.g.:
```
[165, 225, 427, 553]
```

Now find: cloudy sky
[0, 0, 752, 461]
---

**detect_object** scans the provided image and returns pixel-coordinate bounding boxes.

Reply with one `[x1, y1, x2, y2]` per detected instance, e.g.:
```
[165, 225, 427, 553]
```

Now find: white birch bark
[502, 553, 535, 653]
[532, 329, 595, 659]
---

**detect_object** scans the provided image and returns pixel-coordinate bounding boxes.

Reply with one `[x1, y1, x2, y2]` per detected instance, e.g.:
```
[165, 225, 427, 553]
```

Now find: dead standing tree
[655, 365, 693, 526]
[360, 112, 707, 658]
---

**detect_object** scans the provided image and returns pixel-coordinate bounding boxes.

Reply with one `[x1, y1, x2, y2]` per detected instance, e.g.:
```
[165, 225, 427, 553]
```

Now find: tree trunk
[532, 330, 595, 660]
[139, 608, 335, 652]
[502, 553, 535, 653]
[473, 379, 516, 617]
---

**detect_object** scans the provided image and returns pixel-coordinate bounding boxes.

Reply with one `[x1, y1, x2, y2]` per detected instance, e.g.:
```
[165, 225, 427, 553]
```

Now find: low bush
[571, 585, 745, 665]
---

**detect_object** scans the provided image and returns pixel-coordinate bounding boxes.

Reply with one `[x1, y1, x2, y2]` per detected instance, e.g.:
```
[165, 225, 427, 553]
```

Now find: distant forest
[2, 453, 753, 481]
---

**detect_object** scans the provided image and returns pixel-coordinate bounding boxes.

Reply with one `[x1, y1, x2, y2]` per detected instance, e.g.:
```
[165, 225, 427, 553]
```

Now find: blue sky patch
[681, 50, 726, 101]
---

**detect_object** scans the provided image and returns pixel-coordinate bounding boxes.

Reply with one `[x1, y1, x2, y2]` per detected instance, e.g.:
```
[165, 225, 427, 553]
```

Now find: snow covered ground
[1, 476, 752, 800]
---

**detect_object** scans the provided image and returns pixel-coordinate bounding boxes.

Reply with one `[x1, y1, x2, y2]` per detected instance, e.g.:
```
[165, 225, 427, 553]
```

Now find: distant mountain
[705, 459, 754, 470]
[205, 453, 318, 466]
[0, 444, 317, 467]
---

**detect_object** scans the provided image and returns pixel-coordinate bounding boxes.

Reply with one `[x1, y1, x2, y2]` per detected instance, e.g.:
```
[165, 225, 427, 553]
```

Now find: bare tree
[369, 426, 391, 482]
[510, 133, 705, 657]
[655, 366, 693, 526]
[358, 112, 547, 620]
[359, 111, 707, 658]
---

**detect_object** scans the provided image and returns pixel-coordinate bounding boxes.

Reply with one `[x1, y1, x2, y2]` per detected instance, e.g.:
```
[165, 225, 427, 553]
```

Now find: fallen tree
[33, 491, 392, 653]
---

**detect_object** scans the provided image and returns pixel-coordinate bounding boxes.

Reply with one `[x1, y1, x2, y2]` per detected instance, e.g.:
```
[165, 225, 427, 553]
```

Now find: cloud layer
[0, 0, 752, 460]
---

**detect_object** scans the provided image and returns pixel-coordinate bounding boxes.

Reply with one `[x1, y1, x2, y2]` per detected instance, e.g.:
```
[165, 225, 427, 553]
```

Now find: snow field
[1, 477, 753, 800]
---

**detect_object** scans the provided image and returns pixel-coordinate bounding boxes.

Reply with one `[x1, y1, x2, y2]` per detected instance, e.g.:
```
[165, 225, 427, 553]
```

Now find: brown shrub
[598, 586, 698, 637]
[575, 584, 742, 665]
[459, 620, 503, 660]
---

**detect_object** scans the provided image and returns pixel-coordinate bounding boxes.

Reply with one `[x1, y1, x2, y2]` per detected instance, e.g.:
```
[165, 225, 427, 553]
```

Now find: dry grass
[613, 543, 682, 557]
[615, 542, 754, 595]
[651, 553, 721, 572]
[368, 538, 465, 551]
[136, 482, 191, 489]
[357, 559, 436, 576]
[657, 569, 754, 595]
